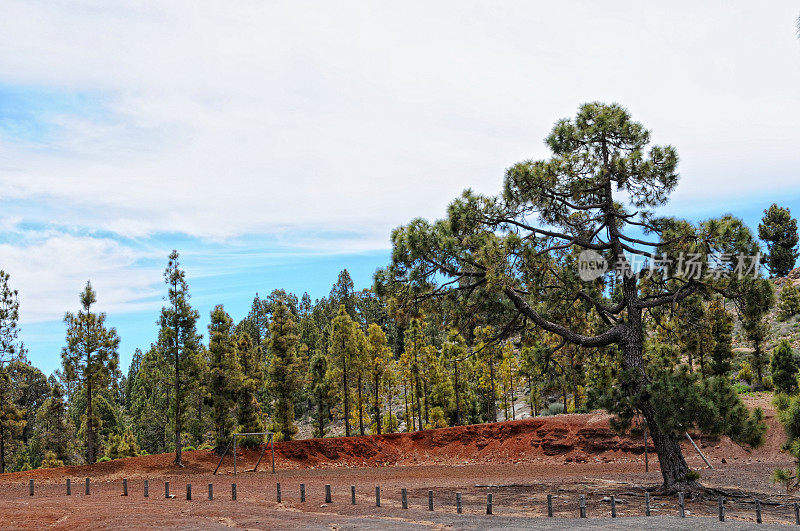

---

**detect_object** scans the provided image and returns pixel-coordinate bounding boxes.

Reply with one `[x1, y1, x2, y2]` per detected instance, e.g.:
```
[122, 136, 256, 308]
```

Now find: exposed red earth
[0, 394, 794, 528]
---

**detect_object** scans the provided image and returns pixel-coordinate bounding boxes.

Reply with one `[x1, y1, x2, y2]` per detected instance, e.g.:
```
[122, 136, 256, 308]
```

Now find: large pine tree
[61, 282, 120, 464]
[377, 102, 766, 491]
[159, 250, 201, 467]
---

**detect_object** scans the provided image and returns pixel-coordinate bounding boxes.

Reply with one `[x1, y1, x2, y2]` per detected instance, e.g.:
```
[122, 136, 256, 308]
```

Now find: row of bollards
[22, 478, 799, 522]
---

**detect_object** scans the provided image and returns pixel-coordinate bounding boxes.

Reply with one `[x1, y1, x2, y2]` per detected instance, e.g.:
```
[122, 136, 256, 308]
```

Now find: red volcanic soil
[5, 399, 784, 484]
[0, 394, 793, 528]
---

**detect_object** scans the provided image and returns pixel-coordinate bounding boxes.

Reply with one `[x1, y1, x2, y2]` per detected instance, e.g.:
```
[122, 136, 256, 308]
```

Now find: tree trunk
[87, 381, 95, 464]
[489, 361, 497, 422]
[0, 421, 5, 473]
[342, 360, 350, 437]
[374, 373, 382, 435]
[511, 373, 516, 420]
[357, 375, 364, 436]
[454, 361, 461, 426]
[623, 340, 697, 492]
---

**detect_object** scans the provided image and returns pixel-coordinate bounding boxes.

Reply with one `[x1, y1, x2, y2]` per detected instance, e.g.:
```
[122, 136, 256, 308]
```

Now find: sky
[0, 1, 799, 376]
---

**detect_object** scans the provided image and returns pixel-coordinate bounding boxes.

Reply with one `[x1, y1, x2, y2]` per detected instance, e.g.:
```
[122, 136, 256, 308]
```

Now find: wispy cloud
[0, 0, 799, 327]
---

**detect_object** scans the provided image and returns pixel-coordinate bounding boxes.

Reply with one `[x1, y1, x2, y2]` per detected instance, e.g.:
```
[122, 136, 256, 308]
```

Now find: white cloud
[0, 233, 161, 323]
[0, 0, 798, 247]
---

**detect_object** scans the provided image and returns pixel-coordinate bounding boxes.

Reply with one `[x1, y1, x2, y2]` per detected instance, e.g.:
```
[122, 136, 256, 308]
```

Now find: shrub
[737, 361, 754, 384]
[779, 284, 800, 321]
[547, 402, 565, 416]
[771, 340, 798, 394]
[106, 430, 141, 460]
[182, 446, 196, 452]
[733, 382, 751, 394]
[772, 468, 795, 494]
[685, 470, 701, 482]
[40, 451, 64, 469]
[97, 456, 111, 463]
[762, 375, 774, 391]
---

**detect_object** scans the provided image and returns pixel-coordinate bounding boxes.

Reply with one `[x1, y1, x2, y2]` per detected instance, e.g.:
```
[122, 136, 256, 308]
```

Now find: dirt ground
[1, 394, 797, 529]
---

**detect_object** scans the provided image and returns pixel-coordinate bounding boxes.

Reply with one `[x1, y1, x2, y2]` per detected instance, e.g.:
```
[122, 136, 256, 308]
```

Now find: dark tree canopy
[378, 102, 766, 491]
[759, 203, 799, 277]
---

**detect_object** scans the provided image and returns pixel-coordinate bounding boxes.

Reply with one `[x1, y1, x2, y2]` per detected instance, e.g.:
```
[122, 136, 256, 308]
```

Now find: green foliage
[601, 363, 765, 449]
[546, 402, 565, 416]
[40, 450, 64, 469]
[685, 470, 701, 482]
[61, 281, 120, 464]
[708, 299, 734, 376]
[97, 456, 111, 463]
[759, 203, 799, 277]
[771, 340, 798, 395]
[778, 284, 800, 320]
[732, 382, 750, 394]
[772, 467, 795, 494]
[207, 305, 240, 454]
[736, 361, 754, 384]
[106, 430, 141, 459]
[267, 297, 301, 441]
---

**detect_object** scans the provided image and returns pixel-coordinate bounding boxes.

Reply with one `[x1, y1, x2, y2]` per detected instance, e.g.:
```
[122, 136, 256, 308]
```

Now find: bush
[182, 446, 196, 452]
[106, 430, 141, 460]
[547, 402, 565, 415]
[733, 382, 751, 394]
[737, 361, 754, 384]
[97, 456, 111, 463]
[771, 340, 798, 394]
[762, 375, 774, 391]
[779, 284, 800, 320]
[40, 451, 63, 469]
[685, 470, 701, 482]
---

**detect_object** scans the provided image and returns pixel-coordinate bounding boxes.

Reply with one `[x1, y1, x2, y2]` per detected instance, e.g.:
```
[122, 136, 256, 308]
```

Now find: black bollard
[547, 494, 553, 517]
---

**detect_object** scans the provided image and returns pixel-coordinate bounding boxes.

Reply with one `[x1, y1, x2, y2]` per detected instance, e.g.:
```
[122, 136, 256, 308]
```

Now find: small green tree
[708, 299, 734, 377]
[759, 204, 799, 277]
[778, 283, 800, 320]
[33, 381, 75, 465]
[771, 340, 798, 395]
[105, 429, 141, 459]
[267, 298, 301, 441]
[61, 282, 120, 464]
[206, 305, 240, 453]
[365, 323, 391, 435]
[309, 347, 331, 438]
[327, 306, 359, 437]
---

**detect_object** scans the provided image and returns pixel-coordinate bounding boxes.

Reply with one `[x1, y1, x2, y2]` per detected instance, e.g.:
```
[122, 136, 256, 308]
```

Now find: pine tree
[327, 306, 359, 436]
[0, 270, 22, 473]
[309, 346, 331, 438]
[0, 271, 19, 363]
[736, 278, 775, 383]
[267, 298, 301, 441]
[771, 340, 798, 395]
[708, 299, 734, 377]
[403, 318, 426, 430]
[442, 331, 468, 425]
[778, 283, 800, 320]
[236, 333, 264, 443]
[759, 203, 799, 277]
[33, 380, 75, 465]
[0, 367, 24, 473]
[365, 323, 391, 434]
[206, 305, 240, 453]
[61, 282, 120, 464]
[129, 345, 170, 454]
[474, 326, 501, 422]
[158, 250, 201, 466]
[330, 270, 358, 322]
